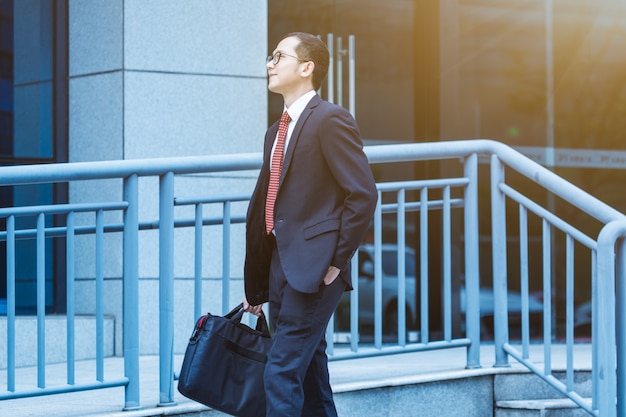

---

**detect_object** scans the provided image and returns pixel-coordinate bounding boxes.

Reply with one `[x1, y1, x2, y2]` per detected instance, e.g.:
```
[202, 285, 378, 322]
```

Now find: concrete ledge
[497, 398, 591, 410]
[82, 401, 222, 417]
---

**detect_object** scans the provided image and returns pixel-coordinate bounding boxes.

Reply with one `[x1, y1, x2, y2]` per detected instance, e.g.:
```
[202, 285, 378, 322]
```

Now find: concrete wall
[67, 0, 268, 355]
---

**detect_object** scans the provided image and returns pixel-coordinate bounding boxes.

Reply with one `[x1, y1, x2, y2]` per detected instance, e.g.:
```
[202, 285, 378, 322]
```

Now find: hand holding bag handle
[226, 303, 271, 337]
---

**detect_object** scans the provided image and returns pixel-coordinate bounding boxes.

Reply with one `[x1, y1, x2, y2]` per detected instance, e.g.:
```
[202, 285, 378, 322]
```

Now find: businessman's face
[266, 36, 305, 95]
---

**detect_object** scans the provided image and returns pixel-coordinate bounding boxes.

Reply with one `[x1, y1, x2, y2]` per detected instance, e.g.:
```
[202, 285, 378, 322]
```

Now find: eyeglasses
[266, 51, 306, 65]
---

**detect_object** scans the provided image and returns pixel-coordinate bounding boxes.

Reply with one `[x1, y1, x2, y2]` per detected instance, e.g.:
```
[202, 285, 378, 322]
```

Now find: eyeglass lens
[266, 52, 281, 65]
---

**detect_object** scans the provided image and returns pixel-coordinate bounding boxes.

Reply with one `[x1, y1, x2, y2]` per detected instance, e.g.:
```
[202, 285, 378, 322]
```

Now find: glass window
[269, 0, 626, 334]
[0, 0, 13, 157]
[268, 0, 417, 143]
[8, 0, 54, 160]
[445, 0, 626, 316]
[0, 0, 67, 314]
[445, 1, 626, 151]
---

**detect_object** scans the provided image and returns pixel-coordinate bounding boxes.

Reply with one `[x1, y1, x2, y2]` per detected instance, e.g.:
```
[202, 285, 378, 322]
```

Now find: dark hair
[283, 32, 329, 91]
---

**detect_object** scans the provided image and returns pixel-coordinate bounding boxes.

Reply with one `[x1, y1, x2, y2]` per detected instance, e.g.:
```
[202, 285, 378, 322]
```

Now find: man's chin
[267, 80, 283, 94]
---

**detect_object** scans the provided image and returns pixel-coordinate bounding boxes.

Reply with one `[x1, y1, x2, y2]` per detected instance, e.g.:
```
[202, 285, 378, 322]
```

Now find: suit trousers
[264, 242, 346, 417]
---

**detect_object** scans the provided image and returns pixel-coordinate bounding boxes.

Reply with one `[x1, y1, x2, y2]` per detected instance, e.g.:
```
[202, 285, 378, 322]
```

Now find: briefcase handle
[226, 303, 272, 338]
[190, 304, 272, 342]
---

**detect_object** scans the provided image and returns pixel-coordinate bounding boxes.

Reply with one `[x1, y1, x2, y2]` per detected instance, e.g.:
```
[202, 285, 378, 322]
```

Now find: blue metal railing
[1, 139, 625, 416]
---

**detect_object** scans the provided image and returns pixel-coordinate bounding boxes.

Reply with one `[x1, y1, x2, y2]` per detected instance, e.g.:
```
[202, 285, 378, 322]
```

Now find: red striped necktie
[265, 111, 291, 234]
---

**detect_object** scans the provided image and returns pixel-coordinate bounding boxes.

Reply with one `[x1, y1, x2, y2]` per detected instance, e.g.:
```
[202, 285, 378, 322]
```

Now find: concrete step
[494, 371, 592, 401]
[0, 315, 116, 368]
[494, 371, 593, 417]
[1, 346, 594, 417]
[156, 373, 592, 417]
[496, 398, 592, 417]
[100, 374, 499, 417]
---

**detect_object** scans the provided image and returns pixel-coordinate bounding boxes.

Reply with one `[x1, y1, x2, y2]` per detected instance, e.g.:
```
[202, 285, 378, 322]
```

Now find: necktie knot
[280, 111, 291, 125]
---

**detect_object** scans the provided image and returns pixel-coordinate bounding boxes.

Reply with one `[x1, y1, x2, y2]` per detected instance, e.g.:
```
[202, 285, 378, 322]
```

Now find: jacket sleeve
[319, 106, 378, 271]
[243, 126, 277, 305]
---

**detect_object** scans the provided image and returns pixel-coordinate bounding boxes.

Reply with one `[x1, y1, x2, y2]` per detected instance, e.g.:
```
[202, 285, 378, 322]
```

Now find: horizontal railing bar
[0, 201, 129, 218]
[328, 338, 472, 361]
[365, 141, 625, 224]
[500, 183, 597, 250]
[0, 140, 621, 223]
[377, 177, 470, 191]
[0, 216, 247, 241]
[381, 198, 464, 214]
[0, 224, 126, 241]
[0, 153, 263, 186]
[0, 378, 129, 400]
[174, 193, 251, 206]
[140, 216, 247, 230]
[0, 195, 414, 239]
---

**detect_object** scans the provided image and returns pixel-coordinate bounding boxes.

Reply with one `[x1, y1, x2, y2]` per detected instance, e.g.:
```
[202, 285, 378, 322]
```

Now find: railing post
[519, 206, 530, 358]
[374, 189, 383, 349]
[490, 155, 509, 367]
[442, 185, 451, 342]
[96, 210, 105, 382]
[596, 220, 625, 417]
[222, 201, 231, 315]
[123, 174, 141, 410]
[66, 212, 75, 385]
[397, 188, 406, 346]
[420, 186, 429, 344]
[349, 253, 359, 352]
[542, 219, 553, 374]
[159, 172, 176, 406]
[617, 233, 626, 417]
[7, 215, 15, 392]
[37, 212, 46, 388]
[591, 251, 598, 411]
[464, 153, 481, 368]
[194, 203, 203, 321]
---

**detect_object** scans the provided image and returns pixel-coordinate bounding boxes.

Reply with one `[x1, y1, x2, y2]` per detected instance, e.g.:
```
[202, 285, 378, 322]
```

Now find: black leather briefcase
[178, 303, 273, 417]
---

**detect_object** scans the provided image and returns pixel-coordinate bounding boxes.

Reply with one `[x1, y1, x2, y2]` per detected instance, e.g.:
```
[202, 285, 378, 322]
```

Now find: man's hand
[243, 294, 264, 317]
[323, 266, 340, 286]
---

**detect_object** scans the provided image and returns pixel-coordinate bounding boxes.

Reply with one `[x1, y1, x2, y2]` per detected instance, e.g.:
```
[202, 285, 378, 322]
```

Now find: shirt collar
[284, 90, 317, 124]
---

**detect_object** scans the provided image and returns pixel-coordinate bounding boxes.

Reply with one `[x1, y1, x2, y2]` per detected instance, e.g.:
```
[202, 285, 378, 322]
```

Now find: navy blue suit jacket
[244, 95, 377, 305]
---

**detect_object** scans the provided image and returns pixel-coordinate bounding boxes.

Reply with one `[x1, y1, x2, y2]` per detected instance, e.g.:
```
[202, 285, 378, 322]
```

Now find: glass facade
[451, 1, 626, 202]
[449, 1, 626, 310]
[0, 0, 67, 314]
[268, 1, 626, 161]
[268, 0, 626, 334]
[0, 1, 12, 157]
[268, 0, 423, 144]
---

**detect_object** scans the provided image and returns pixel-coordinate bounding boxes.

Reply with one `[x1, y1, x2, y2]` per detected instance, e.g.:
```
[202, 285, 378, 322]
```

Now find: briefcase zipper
[190, 315, 209, 341]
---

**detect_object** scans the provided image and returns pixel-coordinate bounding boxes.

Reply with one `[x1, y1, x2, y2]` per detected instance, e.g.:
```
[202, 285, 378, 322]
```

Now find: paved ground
[1, 343, 592, 417]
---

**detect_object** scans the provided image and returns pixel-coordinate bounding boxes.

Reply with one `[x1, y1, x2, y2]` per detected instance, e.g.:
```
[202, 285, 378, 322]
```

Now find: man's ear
[300, 61, 315, 78]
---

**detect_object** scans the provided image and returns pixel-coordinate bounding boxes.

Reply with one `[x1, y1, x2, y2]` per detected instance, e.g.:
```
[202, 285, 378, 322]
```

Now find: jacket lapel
[280, 95, 321, 185]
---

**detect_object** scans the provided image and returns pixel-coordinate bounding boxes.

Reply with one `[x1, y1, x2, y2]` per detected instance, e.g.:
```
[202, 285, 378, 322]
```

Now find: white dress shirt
[269, 90, 317, 168]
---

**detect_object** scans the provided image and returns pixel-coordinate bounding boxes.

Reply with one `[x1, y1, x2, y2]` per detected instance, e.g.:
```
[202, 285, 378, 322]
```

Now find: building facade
[2, 0, 626, 355]
[1, 0, 268, 355]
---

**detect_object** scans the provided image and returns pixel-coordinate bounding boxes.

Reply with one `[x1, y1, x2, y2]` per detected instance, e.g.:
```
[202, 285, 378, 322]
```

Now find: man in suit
[243, 32, 378, 416]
